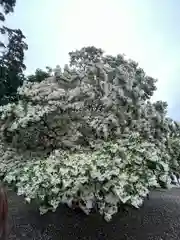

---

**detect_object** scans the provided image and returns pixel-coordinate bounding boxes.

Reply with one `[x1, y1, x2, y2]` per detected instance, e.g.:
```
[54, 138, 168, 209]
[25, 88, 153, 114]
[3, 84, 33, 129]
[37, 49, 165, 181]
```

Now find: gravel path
[6, 188, 180, 240]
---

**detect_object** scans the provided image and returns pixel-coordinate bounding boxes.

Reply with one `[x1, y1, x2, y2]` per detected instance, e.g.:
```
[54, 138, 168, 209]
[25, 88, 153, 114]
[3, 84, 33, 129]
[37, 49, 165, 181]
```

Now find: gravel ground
[6, 188, 180, 240]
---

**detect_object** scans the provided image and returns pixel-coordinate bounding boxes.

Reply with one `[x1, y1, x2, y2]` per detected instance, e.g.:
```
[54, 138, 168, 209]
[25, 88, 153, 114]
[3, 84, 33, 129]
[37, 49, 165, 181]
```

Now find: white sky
[3, 0, 180, 119]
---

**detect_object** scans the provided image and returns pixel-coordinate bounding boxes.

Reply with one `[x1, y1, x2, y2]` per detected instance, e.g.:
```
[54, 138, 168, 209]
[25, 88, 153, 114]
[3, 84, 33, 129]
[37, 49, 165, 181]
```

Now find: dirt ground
[6, 188, 180, 240]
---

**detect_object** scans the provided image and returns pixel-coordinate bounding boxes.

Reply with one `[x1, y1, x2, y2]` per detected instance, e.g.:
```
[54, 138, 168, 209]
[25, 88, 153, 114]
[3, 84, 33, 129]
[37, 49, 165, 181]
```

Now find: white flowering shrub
[2, 134, 170, 221]
[0, 46, 179, 221]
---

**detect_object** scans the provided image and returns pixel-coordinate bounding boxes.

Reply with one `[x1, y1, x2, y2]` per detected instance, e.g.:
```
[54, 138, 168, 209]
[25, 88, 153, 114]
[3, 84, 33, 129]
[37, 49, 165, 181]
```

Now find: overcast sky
[4, 0, 180, 120]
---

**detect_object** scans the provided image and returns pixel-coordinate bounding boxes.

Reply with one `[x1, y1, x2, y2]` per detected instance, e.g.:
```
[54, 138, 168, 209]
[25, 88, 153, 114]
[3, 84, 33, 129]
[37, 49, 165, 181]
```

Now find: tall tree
[0, 0, 16, 48]
[0, 0, 28, 105]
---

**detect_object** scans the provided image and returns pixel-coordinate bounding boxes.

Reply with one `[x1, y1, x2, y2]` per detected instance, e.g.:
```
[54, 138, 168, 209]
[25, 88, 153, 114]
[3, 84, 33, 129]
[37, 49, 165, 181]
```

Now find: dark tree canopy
[0, 0, 16, 14]
[0, 0, 28, 105]
[27, 67, 52, 83]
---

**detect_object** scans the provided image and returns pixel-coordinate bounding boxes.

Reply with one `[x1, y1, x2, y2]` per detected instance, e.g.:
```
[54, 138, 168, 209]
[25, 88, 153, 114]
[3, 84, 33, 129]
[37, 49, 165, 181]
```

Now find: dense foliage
[0, 46, 180, 221]
[0, 0, 28, 105]
[26, 67, 53, 83]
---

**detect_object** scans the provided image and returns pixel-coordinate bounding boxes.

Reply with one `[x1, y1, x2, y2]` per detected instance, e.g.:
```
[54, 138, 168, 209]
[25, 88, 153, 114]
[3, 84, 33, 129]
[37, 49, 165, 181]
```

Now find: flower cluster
[2, 134, 170, 221]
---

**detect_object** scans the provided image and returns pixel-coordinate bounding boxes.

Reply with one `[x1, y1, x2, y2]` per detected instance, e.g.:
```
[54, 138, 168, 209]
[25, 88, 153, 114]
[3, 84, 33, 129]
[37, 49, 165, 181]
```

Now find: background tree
[69, 46, 104, 71]
[0, 0, 16, 23]
[0, 0, 28, 105]
[27, 67, 52, 83]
